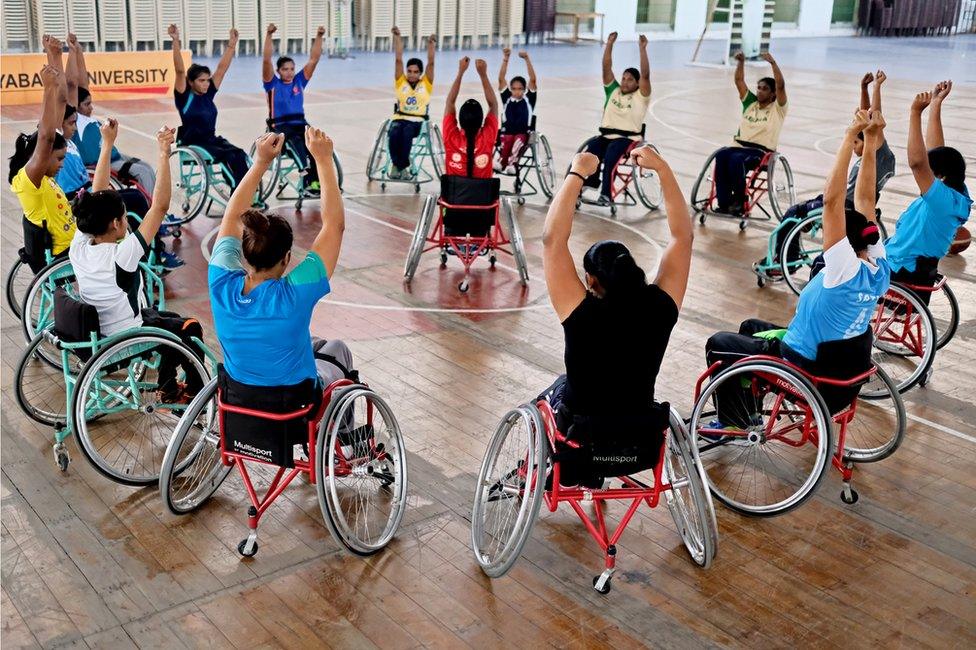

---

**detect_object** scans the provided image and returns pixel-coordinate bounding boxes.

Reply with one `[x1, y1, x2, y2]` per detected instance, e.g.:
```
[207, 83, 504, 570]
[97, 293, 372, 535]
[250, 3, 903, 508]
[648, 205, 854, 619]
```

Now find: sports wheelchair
[159, 360, 408, 558]
[472, 397, 717, 594]
[871, 283, 939, 394]
[366, 107, 444, 192]
[15, 289, 214, 480]
[690, 147, 795, 229]
[249, 120, 345, 211]
[404, 175, 529, 293]
[572, 125, 661, 216]
[6, 216, 59, 320]
[493, 116, 556, 204]
[691, 331, 906, 516]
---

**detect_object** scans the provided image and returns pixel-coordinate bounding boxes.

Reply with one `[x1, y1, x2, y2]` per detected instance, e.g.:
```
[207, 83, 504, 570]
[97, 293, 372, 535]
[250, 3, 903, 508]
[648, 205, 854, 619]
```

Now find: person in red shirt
[442, 57, 499, 178]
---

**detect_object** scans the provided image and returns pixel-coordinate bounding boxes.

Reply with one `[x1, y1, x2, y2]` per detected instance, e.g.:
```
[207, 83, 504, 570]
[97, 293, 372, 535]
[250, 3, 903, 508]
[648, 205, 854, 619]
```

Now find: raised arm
[859, 72, 873, 111]
[307, 127, 345, 277]
[262, 23, 276, 83]
[823, 110, 869, 250]
[169, 24, 186, 93]
[65, 34, 81, 106]
[212, 28, 239, 89]
[444, 57, 468, 118]
[637, 35, 651, 97]
[519, 51, 537, 91]
[498, 48, 510, 91]
[733, 51, 748, 100]
[45, 35, 69, 110]
[392, 26, 404, 80]
[927, 80, 950, 149]
[760, 51, 786, 106]
[908, 92, 935, 194]
[137, 127, 176, 242]
[602, 32, 617, 86]
[475, 59, 497, 116]
[92, 118, 118, 191]
[871, 70, 885, 113]
[855, 111, 885, 220]
[425, 33, 436, 83]
[304, 25, 326, 79]
[218, 133, 284, 240]
[543, 153, 596, 320]
[24, 63, 62, 187]
[630, 146, 692, 308]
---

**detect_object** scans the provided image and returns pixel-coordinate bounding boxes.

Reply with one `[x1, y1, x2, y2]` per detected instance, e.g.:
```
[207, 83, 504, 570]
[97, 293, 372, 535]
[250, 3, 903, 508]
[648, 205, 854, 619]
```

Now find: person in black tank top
[540, 146, 694, 486]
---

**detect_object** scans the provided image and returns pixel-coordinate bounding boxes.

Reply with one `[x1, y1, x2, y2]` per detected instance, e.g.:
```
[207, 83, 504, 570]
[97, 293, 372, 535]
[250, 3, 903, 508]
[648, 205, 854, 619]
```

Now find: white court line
[906, 413, 976, 444]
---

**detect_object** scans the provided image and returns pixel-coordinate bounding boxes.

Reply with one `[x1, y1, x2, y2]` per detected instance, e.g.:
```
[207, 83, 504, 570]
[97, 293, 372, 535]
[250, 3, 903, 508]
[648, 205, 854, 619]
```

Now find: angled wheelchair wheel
[332, 151, 344, 191]
[430, 124, 446, 179]
[167, 147, 210, 225]
[691, 359, 833, 517]
[501, 198, 530, 286]
[160, 377, 232, 514]
[15, 333, 71, 425]
[21, 257, 75, 347]
[535, 134, 556, 199]
[842, 366, 906, 463]
[780, 213, 825, 296]
[6, 256, 32, 320]
[921, 282, 959, 350]
[663, 407, 717, 568]
[367, 119, 391, 180]
[870, 285, 936, 395]
[690, 150, 720, 215]
[404, 194, 436, 281]
[73, 330, 210, 486]
[471, 404, 547, 578]
[635, 166, 662, 211]
[248, 142, 282, 203]
[766, 154, 796, 221]
[316, 386, 408, 555]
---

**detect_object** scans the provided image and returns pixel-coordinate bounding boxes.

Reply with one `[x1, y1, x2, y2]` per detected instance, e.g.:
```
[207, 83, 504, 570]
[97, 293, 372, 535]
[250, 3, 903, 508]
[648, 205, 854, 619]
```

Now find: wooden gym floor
[1, 43, 975, 648]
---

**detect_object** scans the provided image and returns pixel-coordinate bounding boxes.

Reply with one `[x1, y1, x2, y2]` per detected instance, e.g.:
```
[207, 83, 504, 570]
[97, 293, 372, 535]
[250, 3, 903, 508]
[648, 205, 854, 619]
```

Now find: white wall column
[673, 0, 708, 39]
[740, 0, 766, 57]
[594, 0, 638, 41]
[798, 0, 833, 35]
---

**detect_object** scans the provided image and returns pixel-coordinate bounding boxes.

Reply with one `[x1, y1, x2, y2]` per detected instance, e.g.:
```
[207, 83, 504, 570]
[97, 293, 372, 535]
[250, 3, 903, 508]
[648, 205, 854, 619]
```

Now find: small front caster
[53, 442, 69, 472]
[458, 280, 469, 293]
[592, 573, 612, 594]
[517, 196, 525, 206]
[840, 487, 859, 505]
[699, 214, 707, 225]
[757, 276, 765, 288]
[238, 536, 259, 557]
[739, 220, 747, 231]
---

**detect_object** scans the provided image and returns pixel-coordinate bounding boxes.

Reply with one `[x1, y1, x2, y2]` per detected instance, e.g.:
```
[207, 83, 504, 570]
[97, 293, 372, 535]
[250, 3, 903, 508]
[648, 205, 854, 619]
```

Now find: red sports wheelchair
[404, 175, 529, 293]
[471, 398, 717, 594]
[572, 125, 661, 216]
[690, 147, 796, 229]
[160, 364, 408, 558]
[690, 333, 906, 517]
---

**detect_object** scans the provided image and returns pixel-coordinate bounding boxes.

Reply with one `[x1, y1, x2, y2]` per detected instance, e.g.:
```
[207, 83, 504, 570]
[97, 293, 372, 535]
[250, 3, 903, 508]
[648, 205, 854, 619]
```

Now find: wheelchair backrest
[814, 329, 873, 379]
[439, 175, 500, 206]
[22, 215, 53, 273]
[53, 287, 101, 344]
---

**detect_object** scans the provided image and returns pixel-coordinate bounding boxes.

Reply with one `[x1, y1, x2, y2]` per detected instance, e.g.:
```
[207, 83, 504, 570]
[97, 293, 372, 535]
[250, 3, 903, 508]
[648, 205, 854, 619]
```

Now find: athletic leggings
[274, 123, 318, 187]
[713, 146, 766, 210]
[141, 308, 205, 397]
[388, 120, 423, 171]
[584, 136, 634, 198]
[498, 133, 529, 167]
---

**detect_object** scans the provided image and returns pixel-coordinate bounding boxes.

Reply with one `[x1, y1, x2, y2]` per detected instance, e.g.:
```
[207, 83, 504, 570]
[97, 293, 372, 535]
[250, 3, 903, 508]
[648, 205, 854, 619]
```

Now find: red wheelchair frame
[872, 287, 929, 359]
[699, 151, 774, 222]
[574, 132, 660, 216]
[895, 274, 955, 351]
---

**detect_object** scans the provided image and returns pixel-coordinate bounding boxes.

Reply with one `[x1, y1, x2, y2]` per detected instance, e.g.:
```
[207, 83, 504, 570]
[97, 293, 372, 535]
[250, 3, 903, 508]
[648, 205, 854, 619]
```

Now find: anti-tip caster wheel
[489, 255, 497, 268]
[458, 281, 469, 293]
[592, 575, 611, 594]
[517, 197, 525, 206]
[757, 276, 765, 288]
[53, 442, 69, 472]
[739, 220, 748, 231]
[575, 200, 582, 210]
[237, 538, 259, 557]
[380, 182, 387, 191]
[840, 488, 859, 505]
[440, 252, 448, 267]
[415, 184, 421, 193]
[699, 214, 707, 225]
[609, 205, 617, 216]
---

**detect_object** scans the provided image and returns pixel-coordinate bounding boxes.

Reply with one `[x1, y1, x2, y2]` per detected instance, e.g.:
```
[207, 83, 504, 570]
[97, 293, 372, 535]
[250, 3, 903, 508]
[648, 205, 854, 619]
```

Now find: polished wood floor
[2, 56, 975, 649]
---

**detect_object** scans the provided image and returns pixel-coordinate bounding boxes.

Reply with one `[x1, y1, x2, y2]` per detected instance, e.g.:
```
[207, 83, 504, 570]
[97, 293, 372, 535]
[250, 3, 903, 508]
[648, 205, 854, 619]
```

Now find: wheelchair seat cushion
[809, 329, 874, 413]
[217, 365, 321, 467]
[53, 287, 101, 342]
[440, 175, 500, 237]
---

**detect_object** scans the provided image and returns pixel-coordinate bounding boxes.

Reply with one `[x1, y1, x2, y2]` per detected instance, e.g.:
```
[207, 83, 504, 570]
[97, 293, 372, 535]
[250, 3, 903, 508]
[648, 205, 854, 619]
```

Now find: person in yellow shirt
[388, 27, 436, 179]
[712, 51, 789, 216]
[9, 41, 75, 257]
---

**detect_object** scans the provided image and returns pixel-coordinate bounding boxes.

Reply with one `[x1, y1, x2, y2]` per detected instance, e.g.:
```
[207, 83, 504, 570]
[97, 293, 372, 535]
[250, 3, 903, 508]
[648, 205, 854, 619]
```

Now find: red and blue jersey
[264, 70, 309, 128]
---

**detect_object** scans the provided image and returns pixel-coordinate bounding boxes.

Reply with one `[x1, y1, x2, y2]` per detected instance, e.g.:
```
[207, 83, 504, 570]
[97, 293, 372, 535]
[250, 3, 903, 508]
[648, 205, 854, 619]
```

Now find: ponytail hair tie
[861, 224, 879, 237]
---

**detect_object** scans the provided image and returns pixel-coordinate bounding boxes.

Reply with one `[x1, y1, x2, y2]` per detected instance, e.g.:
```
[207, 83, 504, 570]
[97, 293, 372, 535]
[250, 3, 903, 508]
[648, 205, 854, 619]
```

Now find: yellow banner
[0, 50, 192, 105]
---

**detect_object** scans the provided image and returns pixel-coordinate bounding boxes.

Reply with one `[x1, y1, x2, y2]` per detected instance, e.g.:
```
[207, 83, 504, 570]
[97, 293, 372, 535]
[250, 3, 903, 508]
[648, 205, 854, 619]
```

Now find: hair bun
[241, 210, 270, 233]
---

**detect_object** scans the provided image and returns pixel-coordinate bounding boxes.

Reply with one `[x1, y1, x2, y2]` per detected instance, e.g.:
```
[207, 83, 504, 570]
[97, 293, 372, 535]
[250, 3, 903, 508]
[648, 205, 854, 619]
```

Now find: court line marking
[906, 412, 976, 444]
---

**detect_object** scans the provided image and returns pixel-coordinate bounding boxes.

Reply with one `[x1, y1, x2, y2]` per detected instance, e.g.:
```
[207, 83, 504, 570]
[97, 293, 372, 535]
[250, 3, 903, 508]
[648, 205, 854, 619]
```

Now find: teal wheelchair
[249, 123, 344, 211]
[14, 288, 215, 482]
[366, 107, 444, 193]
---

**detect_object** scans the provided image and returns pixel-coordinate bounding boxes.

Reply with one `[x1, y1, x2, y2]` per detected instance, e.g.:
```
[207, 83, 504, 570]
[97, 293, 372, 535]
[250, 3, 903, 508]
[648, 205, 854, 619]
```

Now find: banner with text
[0, 50, 191, 105]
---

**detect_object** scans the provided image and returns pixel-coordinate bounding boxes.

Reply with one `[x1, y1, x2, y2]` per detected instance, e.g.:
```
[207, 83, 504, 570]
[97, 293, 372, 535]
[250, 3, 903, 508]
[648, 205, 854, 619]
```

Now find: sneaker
[157, 383, 193, 407]
[159, 250, 185, 270]
[504, 164, 517, 175]
[596, 194, 612, 207]
[304, 181, 321, 197]
[388, 167, 403, 180]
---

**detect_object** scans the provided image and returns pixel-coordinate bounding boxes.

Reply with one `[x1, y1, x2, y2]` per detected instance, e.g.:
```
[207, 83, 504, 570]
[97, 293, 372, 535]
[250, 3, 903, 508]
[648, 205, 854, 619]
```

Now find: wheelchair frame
[572, 129, 662, 216]
[691, 149, 795, 229]
[249, 135, 345, 210]
[366, 113, 444, 192]
[870, 283, 938, 394]
[493, 116, 556, 203]
[896, 275, 959, 351]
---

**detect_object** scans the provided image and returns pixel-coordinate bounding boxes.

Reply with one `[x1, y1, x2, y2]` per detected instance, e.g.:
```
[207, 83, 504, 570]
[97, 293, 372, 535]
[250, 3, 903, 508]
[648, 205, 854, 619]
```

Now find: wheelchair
[249, 121, 345, 211]
[572, 125, 662, 216]
[690, 147, 796, 230]
[404, 175, 529, 293]
[159, 362, 408, 558]
[493, 116, 556, 204]
[897, 274, 958, 351]
[691, 333, 906, 516]
[870, 283, 938, 394]
[366, 108, 444, 193]
[165, 143, 270, 238]
[471, 398, 717, 594]
[14, 289, 214, 480]
[6, 216, 58, 320]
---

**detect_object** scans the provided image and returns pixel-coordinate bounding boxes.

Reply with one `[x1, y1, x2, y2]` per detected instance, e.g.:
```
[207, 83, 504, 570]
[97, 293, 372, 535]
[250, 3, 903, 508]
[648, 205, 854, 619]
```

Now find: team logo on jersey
[451, 152, 462, 163]
[405, 96, 417, 106]
[292, 85, 301, 95]
[475, 154, 490, 168]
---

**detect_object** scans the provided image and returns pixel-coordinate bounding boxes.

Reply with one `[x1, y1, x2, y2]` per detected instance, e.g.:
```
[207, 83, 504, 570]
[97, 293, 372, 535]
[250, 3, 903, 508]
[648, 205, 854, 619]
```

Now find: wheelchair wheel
[471, 404, 547, 578]
[501, 198, 530, 286]
[430, 124, 445, 179]
[367, 120, 391, 180]
[167, 147, 210, 225]
[248, 141, 282, 203]
[766, 154, 796, 221]
[404, 194, 436, 281]
[842, 366, 906, 463]
[780, 213, 824, 296]
[535, 134, 556, 199]
[331, 151, 344, 191]
[21, 257, 75, 346]
[15, 333, 70, 425]
[690, 150, 719, 214]
[72, 330, 210, 486]
[921, 282, 959, 350]
[663, 407, 717, 567]
[691, 359, 833, 517]
[869, 285, 936, 395]
[160, 377, 233, 514]
[316, 386, 408, 555]
[6, 256, 31, 320]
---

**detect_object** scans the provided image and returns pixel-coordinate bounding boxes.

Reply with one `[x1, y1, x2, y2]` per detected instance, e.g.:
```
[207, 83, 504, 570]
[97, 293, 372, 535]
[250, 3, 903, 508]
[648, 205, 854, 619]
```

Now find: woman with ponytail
[209, 127, 352, 389]
[442, 57, 498, 178]
[537, 146, 693, 486]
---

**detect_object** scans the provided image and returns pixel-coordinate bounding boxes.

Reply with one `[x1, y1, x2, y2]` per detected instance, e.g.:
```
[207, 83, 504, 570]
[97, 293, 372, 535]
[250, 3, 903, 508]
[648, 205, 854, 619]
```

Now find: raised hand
[475, 58, 488, 75]
[911, 91, 932, 113]
[46, 35, 63, 55]
[428, 34, 437, 46]
[39, 63, 59, 87]
[316, 26, 326, 37]
[253, 132, 284, 163]
[100, 117, 119, 143]
[847, 109, 869, 137]
[933, 80, 952, 103]
[305, 126, 334, 161]
[760, 51, 776, 64]
[517, 51, 529, 60]
[156, 126, 176, 154]
[607, 31, 618, 45]
[67, 32, 78, 47]
[570, 152, 599, 179]
[861, 71, 874, 86]
[458, 56, 470, 73]
[874, 69, 886, 85]
[228, 28, 239, 45]
[502, 47, 511, 59]
[864, 110, 886, 139]
[630, 145, 666, 171]
[266, 23, 277, 35]
[391, 26, 400, 37]
[638, 34, 648, 48]
[734, 51, 745, 63]
[168, 24, 179, 40]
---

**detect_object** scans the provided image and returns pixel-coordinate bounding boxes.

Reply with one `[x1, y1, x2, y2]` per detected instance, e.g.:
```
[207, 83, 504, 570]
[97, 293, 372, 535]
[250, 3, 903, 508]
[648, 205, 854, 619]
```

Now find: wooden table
[551, 11, 605, 44]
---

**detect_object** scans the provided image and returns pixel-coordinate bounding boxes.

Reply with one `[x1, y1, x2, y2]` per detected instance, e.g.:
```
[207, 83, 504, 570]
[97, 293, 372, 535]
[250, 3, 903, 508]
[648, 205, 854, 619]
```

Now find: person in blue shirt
[884, 81, 971, 300]
[209, 126, 349, 388]
[262, 22, 326, 195]
[169, 24, 249, 189]
[704, 108, 890, 423]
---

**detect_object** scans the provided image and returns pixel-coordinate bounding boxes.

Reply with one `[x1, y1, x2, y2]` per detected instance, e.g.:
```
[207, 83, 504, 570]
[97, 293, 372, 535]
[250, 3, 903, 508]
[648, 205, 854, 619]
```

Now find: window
[773, 0, 800, 23]
[831, 0, 857, 23]
[637, 0, 677, 25]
